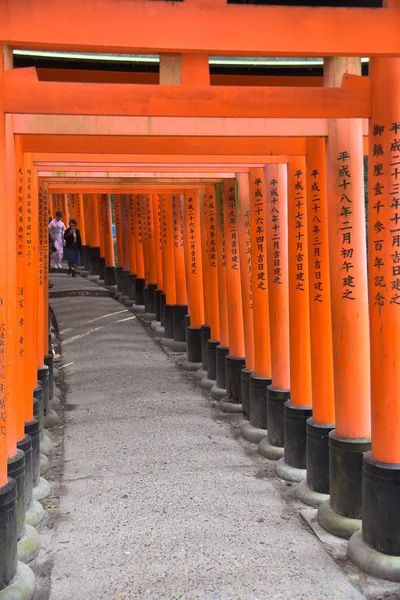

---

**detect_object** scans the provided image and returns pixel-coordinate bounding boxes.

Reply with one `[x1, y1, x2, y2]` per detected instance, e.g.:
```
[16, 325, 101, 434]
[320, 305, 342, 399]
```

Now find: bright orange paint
[237, 173, 254, 372]
[223, 179, 245, 358]
[287, 157, 312, 408]
[160, 194, 176, 305]
[114, 194, 124, 268]
[183, 190, 204, 328]
[325, 57, 371, 440]
[368, 55, 400, 463]
[133, 195, 145, 279]
[204, 185, 220, 341]
[127, 194, 137, 275]
[152, 193, 163, 291]
[199, 189, 210, 326]
[265, 164, 290, 390]
[306, 139, 335, 425]
[215, 184, 229, 348]
[172, 194, 187, 305]
[249, 167, 271, 377]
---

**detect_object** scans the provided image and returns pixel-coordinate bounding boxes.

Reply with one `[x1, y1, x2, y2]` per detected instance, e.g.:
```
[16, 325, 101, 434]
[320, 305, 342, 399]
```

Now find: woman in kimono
[48, 211, 66, 269]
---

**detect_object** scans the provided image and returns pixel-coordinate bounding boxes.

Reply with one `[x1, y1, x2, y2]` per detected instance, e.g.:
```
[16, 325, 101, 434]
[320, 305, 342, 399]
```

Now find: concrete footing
[194, 368, 207, 381]
[317, 499, 361, 540]
[219, 400, 243, 414]
[200, 377, 215, 391]
[25, 500, 45, 528]
[296, 480, 329, 508]
[348, 530, 400, 582]
[210, 384, 227, 401]
[0, 562, 36, 600]
[275, 457, 306, 483]
[17, 525, 40, 564]
[44, 409, 58, 429]
[40, 435, 53, 456]
[40, 454, 50, 476]
[258, 436, 284, 460]
[33, 477, 51, 502]
[241, 422, 268, 444]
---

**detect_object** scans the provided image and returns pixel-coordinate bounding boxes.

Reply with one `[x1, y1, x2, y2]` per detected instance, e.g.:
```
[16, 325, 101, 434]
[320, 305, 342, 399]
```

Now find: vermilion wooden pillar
[196, 188, 211, 380]
[275, 157, 313, 482]
[101, 194, 116, 286]
[200, 185, 221, 390]
[318, 57, 371, 540]
[168, 193, 188, 350]
[243, 167, 271, 441]
[348, 44, 400, 580]
[182, 190, 204, 369]
[132, 194, 146, 311]
[211, 183, 230, 400]
[152, 193, 164, 324]
[259, 163, 290, 461]
[114, 194, 124, 269]
[236, 173, 255, 420]
[297, 138, 336, 508]
[159, 194, 177, 339]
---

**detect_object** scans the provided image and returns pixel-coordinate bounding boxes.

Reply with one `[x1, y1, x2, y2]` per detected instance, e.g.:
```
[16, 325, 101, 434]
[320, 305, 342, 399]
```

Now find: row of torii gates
[1, 0, 400, 596]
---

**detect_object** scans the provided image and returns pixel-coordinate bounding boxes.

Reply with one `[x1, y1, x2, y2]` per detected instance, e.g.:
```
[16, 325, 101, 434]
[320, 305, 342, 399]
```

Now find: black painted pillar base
[242, 374, 270, 444]
[7, 451, 26, 543]
[182, 326, 202, 371]
[195, 325, 210, 380]
[38, 364, 50, 413]
[160, 293, 166, 327]
[161, 304, 187, 351]
[211, 345, 229, 401]
[258, 386, 290, 460]
[317, 432, 371, 539]
[128, 274, 137, 303]
[0, 478, 18, 591]
[81, 245, 90, 270]
[98, 257, 105, 281]
[201, 339, 219, 390]
[154, 290, 162, 323]
[275, 402, 312, 483]
[241, 368, 252, 420]
[88, 247, 101, 277]
[104, 266, 116, 287]
[161, 304, 174, 339]
[115, 266, 124, 295]
[119, 270, 131, 304]
[297, 418, 333, 507]
[143, 283, 157, 321]
[348, 454, 400, 581]
[132, 277, 145, 313]
[220, 355, 245, 413]
[24, 421, 40, 490]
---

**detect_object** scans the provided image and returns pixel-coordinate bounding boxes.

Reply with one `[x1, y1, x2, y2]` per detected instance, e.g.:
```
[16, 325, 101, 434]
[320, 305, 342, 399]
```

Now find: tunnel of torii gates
[1, 0, 400, 593]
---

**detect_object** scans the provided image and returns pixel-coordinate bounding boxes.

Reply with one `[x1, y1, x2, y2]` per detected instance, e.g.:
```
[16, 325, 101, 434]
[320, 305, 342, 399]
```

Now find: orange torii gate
[1, 0, 400, 593]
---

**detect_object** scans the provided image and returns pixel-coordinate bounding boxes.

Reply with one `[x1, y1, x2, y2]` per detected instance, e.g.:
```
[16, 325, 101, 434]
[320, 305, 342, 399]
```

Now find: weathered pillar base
[17, 526, 41, 565]
[241, 369, 252, 420]
[317, 432, 370, 539]
[347, 454, 400, 581]
[98, 257, 105, 282]
[103, 266, 117, 287]
[195, 325, 210, 381]
[182, 326, 202, 371]
[119, 270, 131, 305]
[159, 303, 174, 340]
[154, 289, 162, 324]
[132, 278, 146, 313]
[296, 419, 333, 507]
[165, 304, 187, 351]
[88, 247, 101, 279]
[39, 454, 50, 477]
[38, 364, 50, 415]
[201, 339, 218, 390]
[44, 410, 59, 429]
[32, 477, 51, 502]
[275, 402, 312, 483]
[242, 374, 269, 444]
[0, 478, 35, 600]
[220, 356, 245, 413]
[259, 386, 290, 460]
[114, 265, 123, 298]
[210, 345, 229, 400]
[39, 435, 52, 456]
[0, 562, 36, 600]
[142, 284, 157, 321]
[23, 421, 44, 527]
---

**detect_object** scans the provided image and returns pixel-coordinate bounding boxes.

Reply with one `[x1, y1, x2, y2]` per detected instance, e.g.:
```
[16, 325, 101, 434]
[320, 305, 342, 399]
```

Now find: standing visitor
[48, 211, 66, 269]
[64, 219, 83, 277]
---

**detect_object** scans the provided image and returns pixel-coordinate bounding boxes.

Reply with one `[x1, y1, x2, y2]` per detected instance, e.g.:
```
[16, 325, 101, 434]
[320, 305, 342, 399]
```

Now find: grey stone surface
[44, 280, 370, 600]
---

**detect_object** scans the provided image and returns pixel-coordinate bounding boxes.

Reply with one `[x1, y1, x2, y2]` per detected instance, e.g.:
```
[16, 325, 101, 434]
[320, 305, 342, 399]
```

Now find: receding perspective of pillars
[219, 179, 245, 412]
[87, 194, 102, 280]
[259, 164, 291, 460]
[101, 194, 116, 287]
[141, 194, 158, 320]
[211, 184, 230, 400]
[242, 168, 271, 443]
[182, 190, 205, 371]
[168, 193, 188, 351]
[236, 173, 255, 418]
[317, 57, 371, 539]
[131, 195, 146, 313]
[348, 50, 400, 581]
[195, 188, 212, 381]
[297, 138, 335, 507]
[116, 195, 130, 301]
[158, 194, 177, 340]
[114, 194, 124, 294]
[122, 193, 137, 306]
[151, 193, 164, 329]
[201, 187, 221, 391]
[275, 157, 313, 482]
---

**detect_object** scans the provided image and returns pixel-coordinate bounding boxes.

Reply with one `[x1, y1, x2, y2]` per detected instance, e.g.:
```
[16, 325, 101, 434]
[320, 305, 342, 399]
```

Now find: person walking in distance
[64, 219, 82, 277]
[48, 211, 66, 269]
